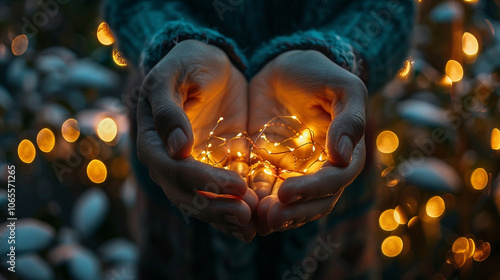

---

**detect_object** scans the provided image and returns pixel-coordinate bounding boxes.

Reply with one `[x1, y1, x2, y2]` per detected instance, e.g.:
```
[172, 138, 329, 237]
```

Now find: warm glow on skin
[18, 139, 36, 163]
[87, 159, 107, 184]
[97, 118, 118, 142]
[36, 128, 56, 153]
[11, 34, 28, 56]
[381, 236, 403, 257]
[376, 130, 399, 153]
[426, 196, 445, 218]
[462, 32, 479, 55]
[112, 48, 127, 67]
[62, 118, 80, 143]
[470, 168, 488, 190]
[97, 22, 115, 45]
[445, 60, 464, 82]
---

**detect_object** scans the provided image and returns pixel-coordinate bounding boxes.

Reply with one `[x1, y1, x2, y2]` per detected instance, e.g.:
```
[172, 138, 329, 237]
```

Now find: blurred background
[0, 0, 499, 279]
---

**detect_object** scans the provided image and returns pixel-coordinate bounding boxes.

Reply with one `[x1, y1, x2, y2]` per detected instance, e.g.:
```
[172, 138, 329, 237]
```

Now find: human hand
[248, 50, 368, 235]
[136, 40, 257, 241]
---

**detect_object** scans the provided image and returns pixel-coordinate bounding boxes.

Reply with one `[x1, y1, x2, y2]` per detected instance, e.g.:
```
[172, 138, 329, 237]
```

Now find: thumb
[326, 83, 367, 167]
[141, 69, 194, 159]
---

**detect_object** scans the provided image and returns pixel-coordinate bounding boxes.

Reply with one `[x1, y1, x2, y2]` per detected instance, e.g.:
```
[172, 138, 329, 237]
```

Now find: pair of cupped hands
[136, 40, 367, 242]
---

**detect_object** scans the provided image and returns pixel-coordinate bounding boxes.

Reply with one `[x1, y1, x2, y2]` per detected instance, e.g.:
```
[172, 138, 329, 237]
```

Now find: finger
[167, 184, 252, 226]
[267, 191, 343, 231]
[256, 195, 279, 236]
[141, 61, 194, 159]
[242, 188, 259, 213]
[326, 74, 367, 167]
[278, 138, 365, 204]
[210, 220, 257, 242]
[137, 97, 247, 196]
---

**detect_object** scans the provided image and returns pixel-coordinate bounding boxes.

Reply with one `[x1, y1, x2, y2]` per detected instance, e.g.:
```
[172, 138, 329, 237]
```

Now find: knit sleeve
[250, 0, 416, 93]
[104, 0, 248, 74]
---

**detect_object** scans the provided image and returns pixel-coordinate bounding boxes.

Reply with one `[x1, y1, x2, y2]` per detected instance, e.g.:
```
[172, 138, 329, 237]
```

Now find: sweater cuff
[250, 30, 365, 82]
[140, 21, 248, 75]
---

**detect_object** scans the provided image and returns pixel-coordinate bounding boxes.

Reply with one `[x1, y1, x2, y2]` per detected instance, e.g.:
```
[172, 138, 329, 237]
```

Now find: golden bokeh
[376, 130, 399, 153]
[61, 118, 80, 143]
[399, 59, 412, 78]
[462, 32, 479, 56]
[445, 60, 464, 82]
[11, 34, 28, 56]
[466, 238, 475, 258]
[446, 250, 466, 269]
[18, 139, 36, 164]
[470, 168, 488, 190]
[394, 206, 408, 224]
[426, 196, 445, 218]
[491, 128, 500, 150]
[87, 159, 107, 184]
[381, 236, 403, 257]
[473, 241, 491, 262]
[112, 48, 127, 67]
[97, 117, 118, 142]
[36, 128, 55, 153]
[379, 209, 399, 231]
[97, 22, 115, 45]
[452, 237, 469, 254]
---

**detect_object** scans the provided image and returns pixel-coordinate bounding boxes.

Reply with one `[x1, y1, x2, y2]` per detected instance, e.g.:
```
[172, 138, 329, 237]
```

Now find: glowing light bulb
[462, 32, 479, 55]
[426, 196, 445, 218]
[61, 118, 80, 142]
[381, 236, 403, 257]
[470, 168, 488, 190]
[491, 128, 500, 150]
[87, 159, 107, 184]
[445, 60, 463, 82]
[97, 118, 118, 142]
[376, 130, 399, 153]
[36, 128, 55, 153]
[112, 48, 127, 67]
[11, 34, 28, 56]
[237, 152, 242, 157]
[96, 22, 115, 45]
[291, 116, 297, 119]
[379, 209, 399, 231]
[18, 139, 36, 164]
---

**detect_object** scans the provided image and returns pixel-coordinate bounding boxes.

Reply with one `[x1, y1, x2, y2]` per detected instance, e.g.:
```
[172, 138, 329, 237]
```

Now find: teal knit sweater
[105, 0, 415, 93]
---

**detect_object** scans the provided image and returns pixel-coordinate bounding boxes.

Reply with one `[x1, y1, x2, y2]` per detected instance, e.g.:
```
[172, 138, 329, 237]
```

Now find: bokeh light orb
[87, 159, 107, 184]
[112, 48, 127, 67]
[462, 32, 479, 56]
[470, 168, 488, 190]
[379, 209, 399, 231]
[36, 128, 55, 153]
[491, 128, 500, 150]
[62, 118, 80, 143]
[445, 60, 464, 82]
[11, 34, 28, 56]
[18, 139, 36, 164]
[426, 196, 445, 218]
[97, 118, 118, 142]
[376, 130, 399, 153]
[381, 236, 403, 257]
[97, 22, 115, 45]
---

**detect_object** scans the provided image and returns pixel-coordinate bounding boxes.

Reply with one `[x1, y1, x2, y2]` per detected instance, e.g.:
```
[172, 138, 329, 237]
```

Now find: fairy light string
[194, 116, 328, 184]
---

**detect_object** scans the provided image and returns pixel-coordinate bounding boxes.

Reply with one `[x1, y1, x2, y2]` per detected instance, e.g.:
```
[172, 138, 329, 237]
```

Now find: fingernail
[232, 231, 244, 241]
[224, 214, 243, 226]
[167, 127, 187, 156]
[287, 194, 303, 204]
[338, 135, 353, 164]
